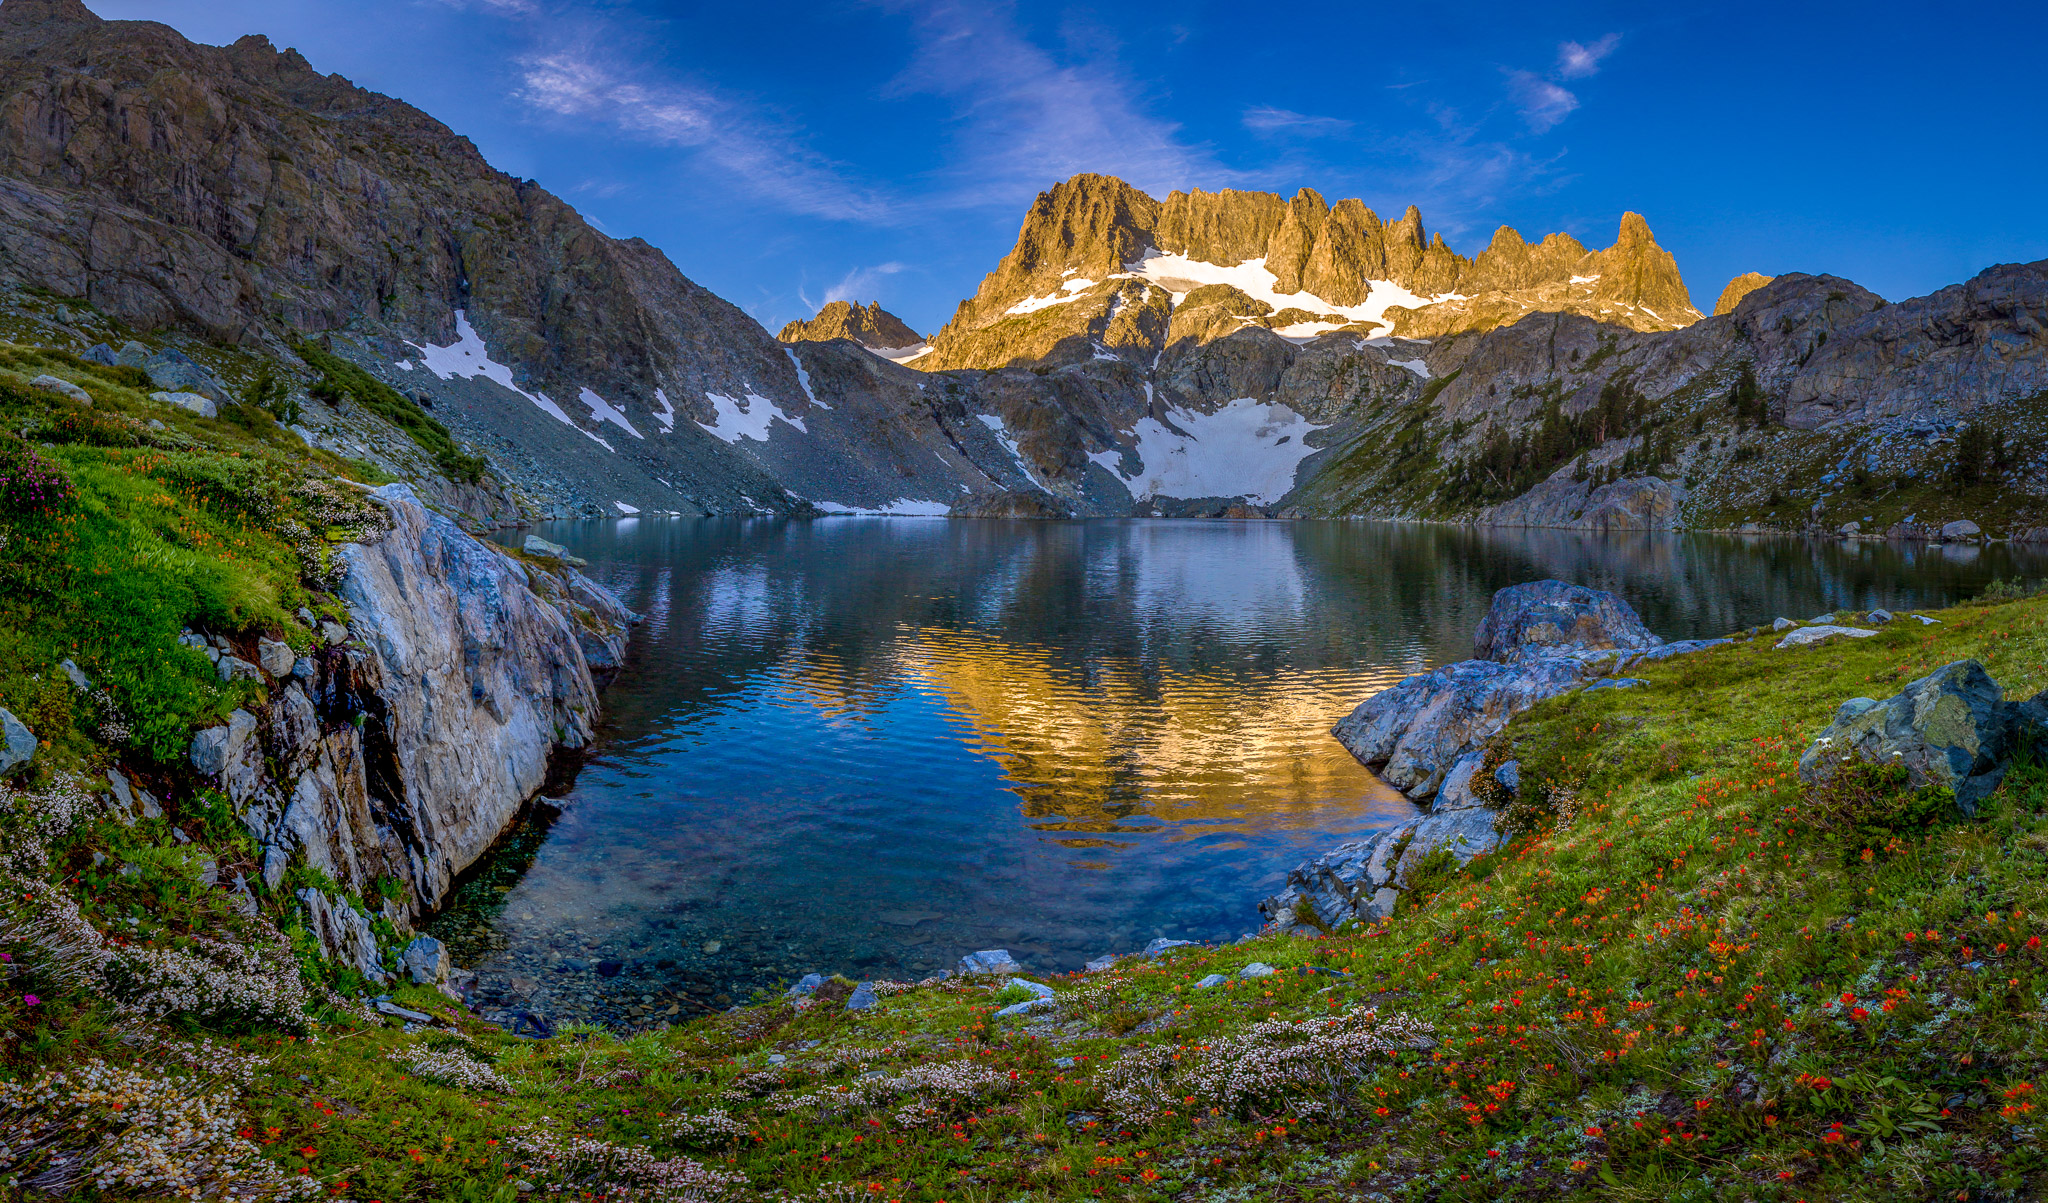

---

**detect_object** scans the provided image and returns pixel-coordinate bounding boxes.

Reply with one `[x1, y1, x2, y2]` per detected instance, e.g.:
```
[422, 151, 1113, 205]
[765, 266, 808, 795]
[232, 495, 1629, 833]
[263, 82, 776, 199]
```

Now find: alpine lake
[425, 519, 2048, 1028]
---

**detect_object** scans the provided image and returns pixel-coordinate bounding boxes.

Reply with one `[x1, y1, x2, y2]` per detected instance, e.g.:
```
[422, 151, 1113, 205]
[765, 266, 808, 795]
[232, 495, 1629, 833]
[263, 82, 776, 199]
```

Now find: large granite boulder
[1796, 660, 2013, 814]
[1472, 580, 1662, 663]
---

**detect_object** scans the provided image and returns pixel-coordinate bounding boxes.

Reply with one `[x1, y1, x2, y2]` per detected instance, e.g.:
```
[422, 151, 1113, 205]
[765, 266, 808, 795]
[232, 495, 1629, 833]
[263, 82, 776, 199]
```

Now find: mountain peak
[0, 0, 102, 25]
[1714, 272, 1776, 316]
[779, 300, 923, 351]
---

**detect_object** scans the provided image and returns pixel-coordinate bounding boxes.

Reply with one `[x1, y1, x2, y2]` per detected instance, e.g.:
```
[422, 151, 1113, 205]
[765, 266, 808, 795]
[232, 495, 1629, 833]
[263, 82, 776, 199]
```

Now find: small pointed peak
[1615, 211, 1656, 248]
[1388, 204, 1426, 247]
[1428, 231, 1449, 250]
[1487, 226, 1527, 253]
[0, 0, 103, 25]
[1289, 187, 1329, 211]
[1713, 272, 1776, 316]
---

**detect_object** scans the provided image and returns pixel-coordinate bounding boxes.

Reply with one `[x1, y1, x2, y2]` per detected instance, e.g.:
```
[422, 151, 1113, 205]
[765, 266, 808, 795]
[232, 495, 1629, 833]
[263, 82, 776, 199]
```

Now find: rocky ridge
[918, 174, 1702, 374]
[778, 301, 925, 354]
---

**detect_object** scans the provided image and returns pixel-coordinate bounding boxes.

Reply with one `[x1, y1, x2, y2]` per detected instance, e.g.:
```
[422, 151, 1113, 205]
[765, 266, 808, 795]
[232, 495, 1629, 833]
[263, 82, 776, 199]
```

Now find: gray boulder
[216, 654, 263, 683]
[257, 638, 297, 678]
[994, 996, 1056, 1018]
[295, 888, 387, 983]
[1142, 937, 1195, 957]
[151, 390, 217, 418]
[784, 972, 825, 999]
[0, 708, 35, 775]
[1939, 519, 1981, 541]
[1007, 977, 1056, 999]
[1775, 625, 1879, 650]
[144, 346, 229, 401]
[29, 374, 91, 405]
[845, 982, 880, 1011]
[1772, 617, 1798, 632]
[1797, 660, 2012, 814]
[1471, 580, 1661, 664]
[1238, 963, 1276, 978]
[401, 936, 452, 985]
[1194, 973, 1227, 989]
[1433, 750, 1490, 810]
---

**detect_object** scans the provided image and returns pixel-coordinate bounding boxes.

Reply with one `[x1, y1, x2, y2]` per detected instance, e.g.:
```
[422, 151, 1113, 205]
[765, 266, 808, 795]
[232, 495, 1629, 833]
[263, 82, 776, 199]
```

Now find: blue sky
[90, 0, 2048, 337]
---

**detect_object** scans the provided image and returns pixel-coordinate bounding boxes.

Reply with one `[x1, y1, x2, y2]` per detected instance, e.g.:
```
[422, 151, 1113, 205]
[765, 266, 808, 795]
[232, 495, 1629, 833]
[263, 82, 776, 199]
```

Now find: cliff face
[192, 485, 634, 918]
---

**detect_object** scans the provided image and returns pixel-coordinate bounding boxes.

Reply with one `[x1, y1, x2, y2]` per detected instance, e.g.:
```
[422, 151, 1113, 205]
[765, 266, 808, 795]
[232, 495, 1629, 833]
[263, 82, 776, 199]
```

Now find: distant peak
[0, 0, 102, 25]
[779, 299, 923, 351]
[1615, 211, 1656, 247]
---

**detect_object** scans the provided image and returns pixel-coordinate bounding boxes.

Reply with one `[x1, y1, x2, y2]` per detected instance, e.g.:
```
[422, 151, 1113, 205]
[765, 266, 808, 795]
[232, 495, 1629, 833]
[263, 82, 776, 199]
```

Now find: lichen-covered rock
[1775, 625, 1879, 649]
[1797, 660, 2013, 814]
[1472, 580, 1662, 663]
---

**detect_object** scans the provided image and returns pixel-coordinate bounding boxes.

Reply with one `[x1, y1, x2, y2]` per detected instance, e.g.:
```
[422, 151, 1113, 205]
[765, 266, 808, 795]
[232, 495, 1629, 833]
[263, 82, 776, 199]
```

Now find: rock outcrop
[778, 301, 923, 352]
[188, 484, 634, 918]
[1270, 580, 1729, 934]
[1334, 581, 1665, 801]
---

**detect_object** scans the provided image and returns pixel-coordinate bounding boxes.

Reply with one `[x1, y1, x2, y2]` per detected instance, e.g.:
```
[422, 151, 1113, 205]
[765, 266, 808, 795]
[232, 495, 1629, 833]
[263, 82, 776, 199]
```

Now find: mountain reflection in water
[429, 519, 2041, 1027]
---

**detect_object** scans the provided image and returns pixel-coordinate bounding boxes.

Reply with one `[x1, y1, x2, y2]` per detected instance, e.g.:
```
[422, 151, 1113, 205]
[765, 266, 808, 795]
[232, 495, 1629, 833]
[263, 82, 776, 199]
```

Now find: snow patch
[1124, 251, 1451, 330]
[614, 501, 641, 515]
[874, 344, 934, 364]
[697, 391, 809, 443]
[813, 498, 952, 517]
[1271, 319, 1351, 343]
[1570, 274, 1600, 285]
[407, 310, 614, 451]
[394, 359, 413, 371]
[652, 388, 676, 433]
[1005, 279, 1098, 316]
[783, 347, 829, 408]
[1112, 398, 1326, 505]
[1389, 358, 1432, 378]
[579, 388, 644, 438]
[977, 413, 1027, 468]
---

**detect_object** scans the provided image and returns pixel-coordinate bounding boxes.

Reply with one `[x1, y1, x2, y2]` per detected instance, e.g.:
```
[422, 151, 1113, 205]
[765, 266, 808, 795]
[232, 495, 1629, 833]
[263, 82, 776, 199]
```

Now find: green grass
[0, 354, 391, 767]
[4, 586, 2046, 1200]
[296, 340, 488, 484]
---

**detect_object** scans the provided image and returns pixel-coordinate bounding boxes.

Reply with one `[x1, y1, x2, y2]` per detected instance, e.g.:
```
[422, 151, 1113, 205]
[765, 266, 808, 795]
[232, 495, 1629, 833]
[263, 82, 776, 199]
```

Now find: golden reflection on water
[899, 626, 1413, 844]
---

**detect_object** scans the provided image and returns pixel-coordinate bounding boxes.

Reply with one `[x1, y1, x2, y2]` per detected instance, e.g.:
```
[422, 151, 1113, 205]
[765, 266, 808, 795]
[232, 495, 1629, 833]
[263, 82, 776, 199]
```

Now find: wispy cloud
[799, 262, 909, 311]
[429, 0, 538, 13]
[516, 49, 891, 222]
[876, 0, 1235, 208]
[1502, 33, 1620, 133]
[1556, 33, 1621, 80]
[1506, 71, 1580, 132]
[1242, 106, 1352, 137]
